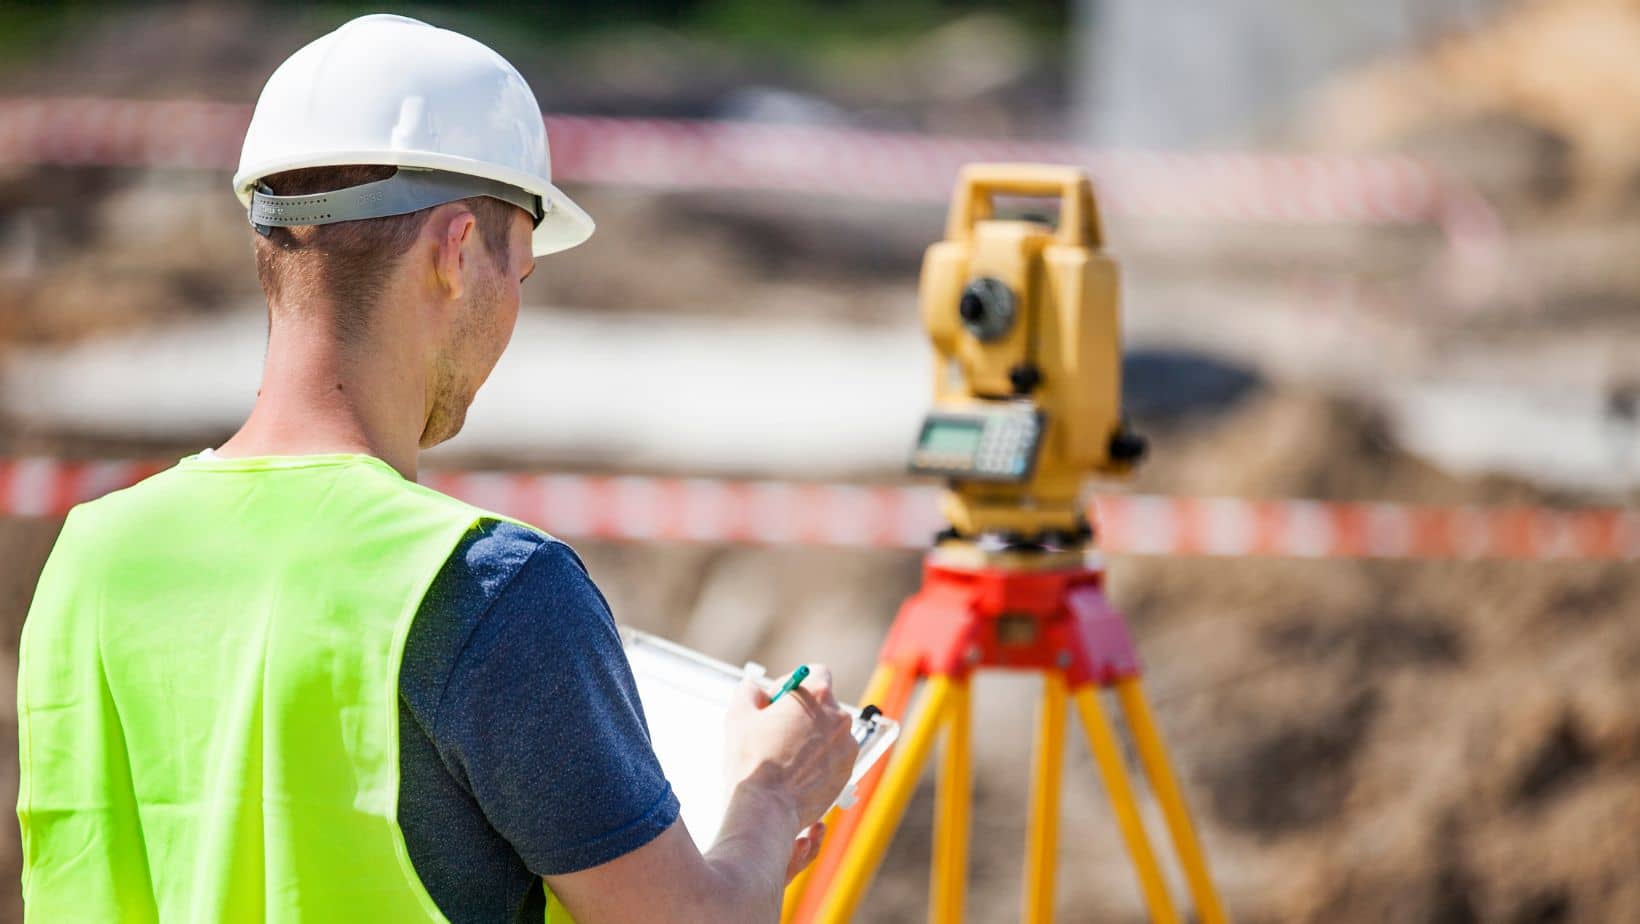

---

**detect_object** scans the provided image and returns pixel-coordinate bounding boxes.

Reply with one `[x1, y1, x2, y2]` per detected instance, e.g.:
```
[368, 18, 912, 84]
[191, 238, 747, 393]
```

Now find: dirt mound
[1131, 388, 1551, 506]
[568, 390, 1640, 922]
[0, 395, 1631, 924]
[1084, 393, 1637, 922]
[1307, 0, 1640, 214]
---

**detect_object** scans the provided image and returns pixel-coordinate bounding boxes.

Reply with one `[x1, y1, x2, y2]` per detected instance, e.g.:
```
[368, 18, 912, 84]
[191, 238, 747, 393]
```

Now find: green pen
[769, 665, 811, 704]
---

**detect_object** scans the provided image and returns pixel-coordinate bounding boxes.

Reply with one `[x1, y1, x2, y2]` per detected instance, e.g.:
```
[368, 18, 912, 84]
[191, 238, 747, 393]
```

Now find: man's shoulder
[415, 518, 593, 633]
[451, 517, 560, 577]
[401, 519, 603, 711]
[456, 516, 598, 593]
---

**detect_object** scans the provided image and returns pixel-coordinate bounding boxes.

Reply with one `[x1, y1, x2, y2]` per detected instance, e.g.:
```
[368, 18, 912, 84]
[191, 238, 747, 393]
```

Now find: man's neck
[217, 315, 427, 480]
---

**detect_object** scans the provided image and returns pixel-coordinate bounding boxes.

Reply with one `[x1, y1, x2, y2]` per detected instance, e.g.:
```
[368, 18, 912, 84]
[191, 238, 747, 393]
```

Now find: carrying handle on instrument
[944, 163, 1103, 248]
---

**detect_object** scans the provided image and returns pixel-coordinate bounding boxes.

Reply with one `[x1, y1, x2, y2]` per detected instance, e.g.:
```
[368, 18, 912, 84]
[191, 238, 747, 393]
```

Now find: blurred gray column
[1073, 0, 1503, 148]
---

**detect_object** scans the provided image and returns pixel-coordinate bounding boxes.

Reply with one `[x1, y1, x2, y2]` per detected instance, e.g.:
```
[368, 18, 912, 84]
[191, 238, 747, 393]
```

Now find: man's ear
[432, 206, 478, 300]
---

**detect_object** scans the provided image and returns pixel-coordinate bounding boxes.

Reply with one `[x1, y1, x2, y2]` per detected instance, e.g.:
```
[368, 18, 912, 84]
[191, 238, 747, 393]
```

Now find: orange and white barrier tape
[0, 457, 1630, 560]
[0, 97, 1502, 263]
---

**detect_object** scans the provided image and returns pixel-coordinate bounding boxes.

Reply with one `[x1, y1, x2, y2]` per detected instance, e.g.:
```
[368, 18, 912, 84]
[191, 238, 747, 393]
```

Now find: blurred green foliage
[0, 0, 1066, 64]
[0, 2, 103, 67]
[0, 0, 1067, 102]
[338, 0, 1063, 44]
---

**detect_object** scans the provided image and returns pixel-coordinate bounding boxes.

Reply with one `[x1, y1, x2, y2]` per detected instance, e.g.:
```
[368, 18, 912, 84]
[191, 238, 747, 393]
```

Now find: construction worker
[16, 14, 856, 923]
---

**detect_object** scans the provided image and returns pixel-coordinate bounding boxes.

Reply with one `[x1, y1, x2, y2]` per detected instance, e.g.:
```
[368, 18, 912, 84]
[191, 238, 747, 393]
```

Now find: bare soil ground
[0, 152, 1632, 924]
[0, 387, 1633, 923]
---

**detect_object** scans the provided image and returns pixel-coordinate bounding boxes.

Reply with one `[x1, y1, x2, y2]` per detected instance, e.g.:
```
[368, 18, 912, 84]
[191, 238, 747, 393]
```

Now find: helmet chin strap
[249, 167, 545, 236]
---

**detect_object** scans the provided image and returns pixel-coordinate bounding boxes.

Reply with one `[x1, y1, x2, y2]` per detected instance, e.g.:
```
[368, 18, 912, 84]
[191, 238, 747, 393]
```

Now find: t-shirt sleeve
[426, 537, 680, 876]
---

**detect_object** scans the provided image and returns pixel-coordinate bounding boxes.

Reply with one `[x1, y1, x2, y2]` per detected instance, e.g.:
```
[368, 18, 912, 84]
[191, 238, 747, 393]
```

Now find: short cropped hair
[252, 165, 518, 341]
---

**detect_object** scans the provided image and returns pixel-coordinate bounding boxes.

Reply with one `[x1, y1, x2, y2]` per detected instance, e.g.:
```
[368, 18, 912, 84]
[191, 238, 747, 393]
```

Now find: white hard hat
[234, 13, 593, 256]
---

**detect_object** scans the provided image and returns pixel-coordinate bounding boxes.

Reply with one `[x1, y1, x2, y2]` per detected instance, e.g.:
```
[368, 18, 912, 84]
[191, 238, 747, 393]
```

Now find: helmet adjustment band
[249, 167, 547, 237]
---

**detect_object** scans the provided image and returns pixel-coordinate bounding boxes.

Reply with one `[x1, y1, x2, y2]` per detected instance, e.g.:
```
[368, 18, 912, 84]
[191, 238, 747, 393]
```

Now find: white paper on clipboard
[620, 628, 900, 851]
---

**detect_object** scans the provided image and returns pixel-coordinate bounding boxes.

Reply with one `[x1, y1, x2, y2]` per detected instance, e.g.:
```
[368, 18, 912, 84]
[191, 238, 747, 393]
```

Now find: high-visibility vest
[17, 452, 572, 922]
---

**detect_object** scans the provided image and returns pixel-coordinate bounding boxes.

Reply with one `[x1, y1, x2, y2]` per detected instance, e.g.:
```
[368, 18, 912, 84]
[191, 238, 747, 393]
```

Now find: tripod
[781, 547, 1229, 924]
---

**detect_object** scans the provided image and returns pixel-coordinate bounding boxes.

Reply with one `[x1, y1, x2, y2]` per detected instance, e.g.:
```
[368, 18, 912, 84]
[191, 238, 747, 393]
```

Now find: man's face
[421, 209, 536, 448]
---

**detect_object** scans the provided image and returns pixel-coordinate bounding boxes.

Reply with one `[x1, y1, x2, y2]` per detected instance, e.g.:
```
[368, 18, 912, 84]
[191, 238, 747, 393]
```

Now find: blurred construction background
[1, 1, 1638, 921]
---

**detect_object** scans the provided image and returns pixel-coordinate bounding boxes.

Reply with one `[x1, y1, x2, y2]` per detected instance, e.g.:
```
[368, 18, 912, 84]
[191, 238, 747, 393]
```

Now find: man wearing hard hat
[16, 14, 856, 923]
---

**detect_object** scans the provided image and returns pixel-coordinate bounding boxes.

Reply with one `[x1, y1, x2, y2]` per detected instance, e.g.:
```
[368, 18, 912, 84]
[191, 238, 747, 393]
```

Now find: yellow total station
[909, 163, 1146, 544]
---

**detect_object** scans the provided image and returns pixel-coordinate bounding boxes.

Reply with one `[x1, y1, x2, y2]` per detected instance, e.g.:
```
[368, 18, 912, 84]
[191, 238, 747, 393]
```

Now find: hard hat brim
[233, 149, 595, 256]
[533, 183, 596, 257]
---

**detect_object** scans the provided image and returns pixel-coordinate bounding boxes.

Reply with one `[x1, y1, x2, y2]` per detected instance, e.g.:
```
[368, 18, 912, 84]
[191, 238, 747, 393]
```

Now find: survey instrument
[908, 163, 1145, 545]
[782, 165, 1229, 924]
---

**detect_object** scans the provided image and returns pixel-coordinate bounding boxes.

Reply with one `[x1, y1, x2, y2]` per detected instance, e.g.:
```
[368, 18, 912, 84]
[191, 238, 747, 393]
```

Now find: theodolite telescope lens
[957, 277, 1016, 342]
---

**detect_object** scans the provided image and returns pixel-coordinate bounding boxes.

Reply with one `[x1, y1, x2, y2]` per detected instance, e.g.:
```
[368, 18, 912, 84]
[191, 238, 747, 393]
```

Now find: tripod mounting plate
[877, 557, 1140, 687]
[928, 540, 1096, 573]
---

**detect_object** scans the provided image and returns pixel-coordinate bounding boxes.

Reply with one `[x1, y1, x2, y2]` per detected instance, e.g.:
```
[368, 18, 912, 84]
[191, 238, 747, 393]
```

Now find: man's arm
[419, 530, 855, 921]
[546, 671, 856, 923]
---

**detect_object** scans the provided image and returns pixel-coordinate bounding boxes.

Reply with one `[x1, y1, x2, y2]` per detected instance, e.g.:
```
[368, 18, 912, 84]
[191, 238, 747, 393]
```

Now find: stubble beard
[420, 273, 501, 449]
[419, 354, 467, 449]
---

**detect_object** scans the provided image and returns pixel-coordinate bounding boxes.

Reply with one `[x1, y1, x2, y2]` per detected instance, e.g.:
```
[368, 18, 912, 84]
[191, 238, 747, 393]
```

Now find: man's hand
[725, 665, 858, 834]
[786, 821, 825, 882]
[545, 664, 859, 923]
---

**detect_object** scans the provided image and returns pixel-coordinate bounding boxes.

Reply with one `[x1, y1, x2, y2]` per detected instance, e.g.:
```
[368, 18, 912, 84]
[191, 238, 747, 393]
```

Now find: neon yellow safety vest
[17, 453, 573, 923]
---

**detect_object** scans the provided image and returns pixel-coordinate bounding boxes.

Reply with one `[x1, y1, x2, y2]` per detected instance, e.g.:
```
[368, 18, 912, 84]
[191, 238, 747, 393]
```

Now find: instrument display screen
[909, 406, 1043, 483]
[920, 419, 984, 456]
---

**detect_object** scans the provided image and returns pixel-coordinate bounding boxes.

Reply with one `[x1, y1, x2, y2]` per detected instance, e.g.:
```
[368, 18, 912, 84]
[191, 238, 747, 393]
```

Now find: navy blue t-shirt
[397, 521, 680, 923]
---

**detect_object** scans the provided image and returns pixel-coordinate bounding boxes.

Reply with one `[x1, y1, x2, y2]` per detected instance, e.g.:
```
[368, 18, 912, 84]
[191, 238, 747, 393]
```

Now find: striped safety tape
[0, 97, 1501, 255]
[0, 457, 1631, 560]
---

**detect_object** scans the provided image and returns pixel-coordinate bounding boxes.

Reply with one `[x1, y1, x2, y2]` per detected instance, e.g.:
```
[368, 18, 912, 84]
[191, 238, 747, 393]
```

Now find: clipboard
[621, 628, 900, 850]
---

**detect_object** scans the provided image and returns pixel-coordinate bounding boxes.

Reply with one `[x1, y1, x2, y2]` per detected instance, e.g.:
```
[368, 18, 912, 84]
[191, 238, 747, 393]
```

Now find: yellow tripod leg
[1115, 678, 1229, 924]
[784, 663, 902, 922]
[1071, 686, 1180, 924]
[1023, 672, 1068, 924]
[930, 678, 972, 924]
[813, 676, 957, 924]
